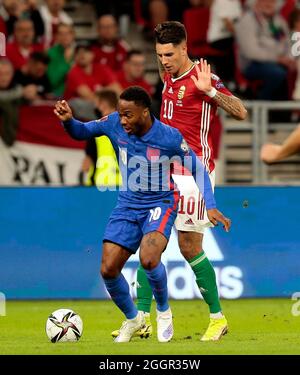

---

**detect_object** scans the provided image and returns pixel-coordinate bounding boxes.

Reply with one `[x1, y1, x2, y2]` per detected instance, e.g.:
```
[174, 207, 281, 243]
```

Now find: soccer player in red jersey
[112, 21, 247, 342]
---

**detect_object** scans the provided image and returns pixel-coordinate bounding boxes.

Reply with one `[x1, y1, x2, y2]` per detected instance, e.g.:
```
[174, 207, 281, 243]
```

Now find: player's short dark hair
[120, 86, 152, 109]
[154, 21, 187, 45]
[96, 90, 118, 109]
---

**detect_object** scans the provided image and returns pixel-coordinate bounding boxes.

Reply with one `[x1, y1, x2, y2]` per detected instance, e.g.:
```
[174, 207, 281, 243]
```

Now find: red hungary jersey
[160, 64, 232, 172]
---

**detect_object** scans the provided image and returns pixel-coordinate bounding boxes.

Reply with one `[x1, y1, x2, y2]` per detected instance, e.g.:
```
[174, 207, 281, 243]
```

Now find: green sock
[136, 264, 153, 313]
[188, 252, 221, 313]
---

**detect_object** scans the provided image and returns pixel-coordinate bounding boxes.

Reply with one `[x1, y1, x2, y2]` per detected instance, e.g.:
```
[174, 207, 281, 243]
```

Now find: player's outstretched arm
[261, 125, 300, 164]
[178, 139, 231, 232]
[54, 100, 73, 122]
[191, 59, 247, 121]
[54, 100, 109, 140]
[192, 150, 231, 232]
[206, 208, 231, 233]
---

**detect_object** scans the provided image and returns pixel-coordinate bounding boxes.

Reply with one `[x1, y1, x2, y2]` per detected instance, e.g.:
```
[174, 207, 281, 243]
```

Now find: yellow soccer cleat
[200, 316, 228, 341]
[111, 313, 153, 339]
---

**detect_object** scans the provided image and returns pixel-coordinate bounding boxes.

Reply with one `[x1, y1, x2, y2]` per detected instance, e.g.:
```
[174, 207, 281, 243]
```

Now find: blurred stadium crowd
[0, 0, 299, 185]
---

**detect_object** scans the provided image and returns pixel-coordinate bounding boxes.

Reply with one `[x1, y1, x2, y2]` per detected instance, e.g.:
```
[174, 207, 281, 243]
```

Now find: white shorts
[172, 171, 215, 234]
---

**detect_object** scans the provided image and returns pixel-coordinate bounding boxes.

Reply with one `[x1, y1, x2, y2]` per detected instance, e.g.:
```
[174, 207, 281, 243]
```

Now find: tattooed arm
[191, 58, 248, 121]
[213, 91, 247, 121]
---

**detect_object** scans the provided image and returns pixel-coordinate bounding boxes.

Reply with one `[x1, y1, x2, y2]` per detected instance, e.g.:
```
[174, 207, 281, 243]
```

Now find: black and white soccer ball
[46, 308, 83, 343]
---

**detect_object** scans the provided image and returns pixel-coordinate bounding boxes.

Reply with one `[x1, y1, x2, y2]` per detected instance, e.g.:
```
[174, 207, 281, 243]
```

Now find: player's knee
[178, 238, 201, 260]
[140, 257, 158, 271]
[100, 262, 118, 279]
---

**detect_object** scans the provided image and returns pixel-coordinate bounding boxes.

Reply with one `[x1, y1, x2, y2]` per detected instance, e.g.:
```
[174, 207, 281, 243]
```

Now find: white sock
[210, 312, 223, 319]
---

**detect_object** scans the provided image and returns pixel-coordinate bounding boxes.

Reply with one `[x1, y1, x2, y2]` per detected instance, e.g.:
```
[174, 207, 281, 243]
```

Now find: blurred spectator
[0, 0, 44, 41]
[0, 0, 24, 38]
[0, 58, 23, 145]
[136, 0, 200, 28]
[140, 0, 198, 24]
[40, 0, 72, 49]
[22, 0, 45, 42]
[82, 90, 121, 187]
[47, 23, 75, 97]
[93, 0, 134, 20]
[289, 8, 300, 100]
[167, 0, 191, 22]
[280, 0, 296, 22]
[64, 44, 121, 101]
[143, 0, 169, 41]
[91, 14, 130, 72]
[116, 50, 154, 95]
[14, 51, 52, 101]
[6, 18, 44, 72]
[148, 0, 169, 26]
[207, 0, 242, 86]
[64, 44, 121, 119]
[236, 0, 296, 100]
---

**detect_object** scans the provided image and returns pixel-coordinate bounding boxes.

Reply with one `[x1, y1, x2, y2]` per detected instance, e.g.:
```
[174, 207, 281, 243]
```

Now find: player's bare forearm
[261, 126, 300, 164]
[280, 126, 300, 158]
[275, 126, 300, 160]
[213, 92, 247, 121]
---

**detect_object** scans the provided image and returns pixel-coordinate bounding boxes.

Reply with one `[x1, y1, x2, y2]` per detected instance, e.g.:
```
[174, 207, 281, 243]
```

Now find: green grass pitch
[0, 299, 299, 355]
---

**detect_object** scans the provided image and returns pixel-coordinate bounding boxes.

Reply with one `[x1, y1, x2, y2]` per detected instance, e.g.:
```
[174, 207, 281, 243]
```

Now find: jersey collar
[171, 63, 196, 83]
[140, 116, 158, 142]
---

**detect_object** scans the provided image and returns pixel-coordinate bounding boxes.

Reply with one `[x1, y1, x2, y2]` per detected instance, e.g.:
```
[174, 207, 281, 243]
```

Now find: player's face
[156, 42, 187, 76]
[118, 99, 148, 136]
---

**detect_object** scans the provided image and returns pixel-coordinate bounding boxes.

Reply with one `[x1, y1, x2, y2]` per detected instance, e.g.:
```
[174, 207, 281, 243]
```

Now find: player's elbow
[67, 130, 88, 141]
[236, 107, 248, 121]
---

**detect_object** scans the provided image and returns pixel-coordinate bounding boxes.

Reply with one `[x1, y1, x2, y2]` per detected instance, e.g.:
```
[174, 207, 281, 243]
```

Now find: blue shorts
[103, 202, 178, 253]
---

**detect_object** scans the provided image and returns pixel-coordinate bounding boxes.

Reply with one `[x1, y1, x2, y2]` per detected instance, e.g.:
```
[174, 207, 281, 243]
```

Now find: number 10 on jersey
[163, 99, 173, 120]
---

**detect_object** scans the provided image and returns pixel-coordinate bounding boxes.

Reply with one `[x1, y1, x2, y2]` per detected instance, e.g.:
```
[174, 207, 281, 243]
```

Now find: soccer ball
[46, 308, 83, 343]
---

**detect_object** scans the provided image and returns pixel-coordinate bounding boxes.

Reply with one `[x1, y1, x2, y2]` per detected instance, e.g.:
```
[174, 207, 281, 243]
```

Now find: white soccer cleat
[111, 312, 153, 339]
[114, 311, 146, 343]
[156, 307, 173, 342]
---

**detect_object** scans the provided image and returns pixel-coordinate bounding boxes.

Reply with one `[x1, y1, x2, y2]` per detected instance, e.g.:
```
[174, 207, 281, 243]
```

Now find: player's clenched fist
[207, 209, 231, 232]
[54, 100, 73, 122]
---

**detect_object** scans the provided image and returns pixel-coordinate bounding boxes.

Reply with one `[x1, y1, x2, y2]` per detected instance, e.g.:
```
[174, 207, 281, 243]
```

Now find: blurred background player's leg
[180, 233, 228, 341]
[175, 174, 228, 341]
